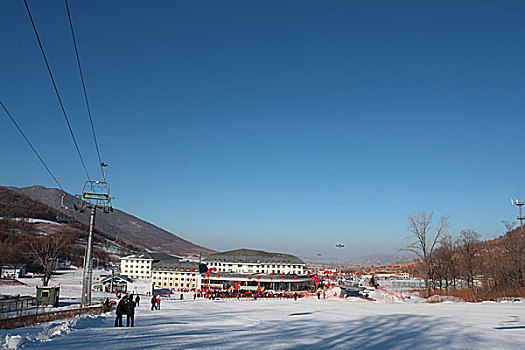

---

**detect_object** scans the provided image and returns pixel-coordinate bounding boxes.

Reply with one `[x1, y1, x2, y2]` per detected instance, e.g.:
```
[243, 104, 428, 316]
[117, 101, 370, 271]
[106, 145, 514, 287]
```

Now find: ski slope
[1, 268, 525, 349]
[1, 296, 524, 349]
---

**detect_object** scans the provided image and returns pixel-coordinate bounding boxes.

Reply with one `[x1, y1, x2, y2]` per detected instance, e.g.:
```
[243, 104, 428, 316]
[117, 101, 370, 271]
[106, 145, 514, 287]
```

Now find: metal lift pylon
[76, 163, 114, 306]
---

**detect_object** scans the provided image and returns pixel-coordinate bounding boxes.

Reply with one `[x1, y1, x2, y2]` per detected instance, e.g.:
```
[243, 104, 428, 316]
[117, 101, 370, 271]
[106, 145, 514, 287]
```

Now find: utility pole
[511, 198, 525, 234]
[336, 244, 344, 274]
[76, 163, 114, 306]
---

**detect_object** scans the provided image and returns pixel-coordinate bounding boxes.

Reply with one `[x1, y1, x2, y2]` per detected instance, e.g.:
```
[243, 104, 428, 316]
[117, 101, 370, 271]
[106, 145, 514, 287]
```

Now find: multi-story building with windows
[120, 252, 177, 280]
[120, 249, 311, 292]
[120, 252, 207, 291]
[151, 259, 208, 290]
[203, 249, 311, 292]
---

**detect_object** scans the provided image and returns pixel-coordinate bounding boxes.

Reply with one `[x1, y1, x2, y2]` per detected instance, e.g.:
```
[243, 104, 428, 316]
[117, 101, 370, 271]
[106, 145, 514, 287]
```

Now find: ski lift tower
[76, 163, 114, 306]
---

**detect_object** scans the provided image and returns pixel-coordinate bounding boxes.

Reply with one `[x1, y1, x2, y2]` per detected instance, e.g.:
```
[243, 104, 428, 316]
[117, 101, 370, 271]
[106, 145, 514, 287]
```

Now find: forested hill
[0, 186, 60, 221]
[1, 185, 215, 258]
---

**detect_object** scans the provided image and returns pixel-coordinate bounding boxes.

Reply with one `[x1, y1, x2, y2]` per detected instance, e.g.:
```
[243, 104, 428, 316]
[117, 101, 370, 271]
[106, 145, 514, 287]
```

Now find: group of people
[115, 294, 140, 327]
[150, 295, 161, 310]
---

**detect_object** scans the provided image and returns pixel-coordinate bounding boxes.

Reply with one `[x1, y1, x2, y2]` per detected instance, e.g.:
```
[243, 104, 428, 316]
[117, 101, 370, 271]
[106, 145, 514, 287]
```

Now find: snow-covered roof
[122, 252, 179, 261]
[100, 274, 132, 284]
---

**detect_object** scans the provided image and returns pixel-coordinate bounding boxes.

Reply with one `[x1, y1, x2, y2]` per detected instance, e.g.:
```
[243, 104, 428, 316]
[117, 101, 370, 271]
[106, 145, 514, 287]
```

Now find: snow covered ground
[2, 269, 525, 349]
[1, 297, 524, 349]
[1, 267, 113, 305]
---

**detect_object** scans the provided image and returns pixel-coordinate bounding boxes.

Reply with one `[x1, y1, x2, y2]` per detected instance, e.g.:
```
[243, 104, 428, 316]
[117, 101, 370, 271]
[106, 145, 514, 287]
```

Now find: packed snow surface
[1, 297, 524, 349]
[2, 269, 525, 349]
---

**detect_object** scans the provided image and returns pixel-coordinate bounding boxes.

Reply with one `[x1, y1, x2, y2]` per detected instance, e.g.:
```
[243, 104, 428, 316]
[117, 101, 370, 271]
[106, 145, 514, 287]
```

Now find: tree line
[405, 212, 525, 300]
[0, 219, 111, 285]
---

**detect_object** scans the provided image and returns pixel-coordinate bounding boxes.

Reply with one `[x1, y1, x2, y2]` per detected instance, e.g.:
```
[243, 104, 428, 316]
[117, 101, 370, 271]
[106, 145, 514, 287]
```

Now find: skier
[135, 294, 140, 307]
[151, 295, 157, 310]
[126, 295, 136, 327]
[156, 295, 161, 310]
[115, 295, 127, 327]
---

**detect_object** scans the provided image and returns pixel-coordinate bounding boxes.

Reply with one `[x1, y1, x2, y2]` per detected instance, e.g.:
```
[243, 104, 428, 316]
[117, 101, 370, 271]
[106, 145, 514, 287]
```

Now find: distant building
[204, 249, 307, 275]
[120, 249, 312, 292]
[120, 252, 206, 291]
[98, 274, 133, 293]
[203, 249, 310, 292]
[120, 252, 179, 280]
[1, 264, 26, 279]
[151, 259, 207, 291]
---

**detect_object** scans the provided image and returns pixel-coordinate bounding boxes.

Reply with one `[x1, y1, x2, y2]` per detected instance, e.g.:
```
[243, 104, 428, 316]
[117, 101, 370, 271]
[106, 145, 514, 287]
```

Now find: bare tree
[501, 220, 517, 233]
[457, 229, 481, 288]
[404, 212, 450, 297]
[434, 233, 458, 290]
[27, 232, 68, 286]
[502, 229, 525, 288]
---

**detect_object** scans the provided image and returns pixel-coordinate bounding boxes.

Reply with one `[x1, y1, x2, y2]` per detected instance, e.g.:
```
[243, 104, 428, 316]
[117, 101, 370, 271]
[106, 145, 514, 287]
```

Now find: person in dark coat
[115, 296, 127, 327]
[151, 295, 157, 310]
[135, 294, 140, 307]
[103, 298, 111, 313]
[126, 295, 136, 327]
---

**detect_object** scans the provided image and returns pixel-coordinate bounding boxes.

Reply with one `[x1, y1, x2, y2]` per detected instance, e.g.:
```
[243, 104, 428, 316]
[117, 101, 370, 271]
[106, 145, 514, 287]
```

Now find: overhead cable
[1, 100, 64, 191]
[64, 0, 104, 179]
[23, 0, 91, 181]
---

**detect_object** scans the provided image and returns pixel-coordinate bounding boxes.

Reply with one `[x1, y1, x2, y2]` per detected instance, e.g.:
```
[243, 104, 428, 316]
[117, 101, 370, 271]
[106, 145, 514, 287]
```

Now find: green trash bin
[36, 286, 60, 307]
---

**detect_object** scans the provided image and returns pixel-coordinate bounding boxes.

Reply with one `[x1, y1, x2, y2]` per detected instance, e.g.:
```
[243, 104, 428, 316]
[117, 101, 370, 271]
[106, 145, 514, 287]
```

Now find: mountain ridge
[4, 185, 215, 258]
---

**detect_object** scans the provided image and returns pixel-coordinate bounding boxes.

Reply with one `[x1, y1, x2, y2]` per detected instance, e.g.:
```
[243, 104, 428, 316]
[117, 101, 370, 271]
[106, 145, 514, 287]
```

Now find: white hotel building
[120, 252, 207, 290]
[120, 249, 311, 292]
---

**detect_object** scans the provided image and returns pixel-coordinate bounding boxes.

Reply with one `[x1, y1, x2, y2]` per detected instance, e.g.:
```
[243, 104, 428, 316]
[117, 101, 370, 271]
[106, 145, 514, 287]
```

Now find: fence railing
[0, 304, 105, 329]
[0, 296, 37, 318]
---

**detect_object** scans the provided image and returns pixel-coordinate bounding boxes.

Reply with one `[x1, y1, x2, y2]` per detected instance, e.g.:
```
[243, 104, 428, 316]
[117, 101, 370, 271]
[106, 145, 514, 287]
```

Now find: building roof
[100, 274, 132, 284]
[204, 249, 305, 265]
[152, 259, 207, 273]
[1, 264, 26, 269]
[123, 252, 180, 261]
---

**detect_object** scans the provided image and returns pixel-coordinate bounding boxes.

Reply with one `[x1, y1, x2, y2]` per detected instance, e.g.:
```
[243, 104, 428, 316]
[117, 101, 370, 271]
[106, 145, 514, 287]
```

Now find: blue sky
[2, 1, 525, 260]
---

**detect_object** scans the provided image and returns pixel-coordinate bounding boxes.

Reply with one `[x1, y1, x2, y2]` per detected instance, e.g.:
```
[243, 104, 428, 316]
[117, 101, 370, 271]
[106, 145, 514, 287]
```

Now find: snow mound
[3, 335, 24, 350]
[1, 317, 81, 349]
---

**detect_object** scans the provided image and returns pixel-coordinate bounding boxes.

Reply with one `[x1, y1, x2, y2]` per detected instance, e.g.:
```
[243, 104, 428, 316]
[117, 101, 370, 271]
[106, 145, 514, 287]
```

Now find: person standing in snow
[115, 295, 127, 327]
[151, 295, 157, 310]
[156, 295, 161, 310]
[135, 294, 140, 307]
[126, 295, 136, 327]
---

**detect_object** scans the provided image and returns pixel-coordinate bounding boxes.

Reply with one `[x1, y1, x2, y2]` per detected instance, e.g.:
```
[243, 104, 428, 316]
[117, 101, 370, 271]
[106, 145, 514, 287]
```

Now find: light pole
[511, 198, 525, 234]
[336, 244, 344, 273]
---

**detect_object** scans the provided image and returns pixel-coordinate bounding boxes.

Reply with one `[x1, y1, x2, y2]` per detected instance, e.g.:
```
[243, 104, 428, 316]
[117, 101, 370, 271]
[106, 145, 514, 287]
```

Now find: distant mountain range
[344, 253, 417, 266]
[2, 185, 215, 259]
[301, 253, 417, 267]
